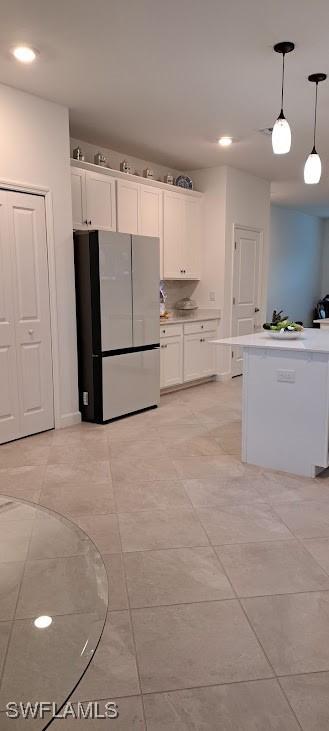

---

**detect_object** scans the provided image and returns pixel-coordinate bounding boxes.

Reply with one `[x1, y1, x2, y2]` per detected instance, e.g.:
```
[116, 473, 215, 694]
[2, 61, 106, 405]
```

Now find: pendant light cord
[281, 52, 285, 111]
[313, 82, 318, 151]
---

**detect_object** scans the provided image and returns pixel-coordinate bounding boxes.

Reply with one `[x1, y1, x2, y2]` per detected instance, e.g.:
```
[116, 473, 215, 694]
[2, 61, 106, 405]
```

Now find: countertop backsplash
[161, 280, 199, 312]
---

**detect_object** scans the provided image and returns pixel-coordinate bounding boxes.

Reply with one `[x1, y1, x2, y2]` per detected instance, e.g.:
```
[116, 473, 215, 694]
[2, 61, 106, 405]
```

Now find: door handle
[255, 307, 260, 313]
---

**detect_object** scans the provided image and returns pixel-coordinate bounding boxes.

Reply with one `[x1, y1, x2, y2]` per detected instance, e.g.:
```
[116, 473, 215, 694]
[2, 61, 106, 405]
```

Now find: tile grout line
[212, 547, 305, 730]
[118, 522, 148, 730]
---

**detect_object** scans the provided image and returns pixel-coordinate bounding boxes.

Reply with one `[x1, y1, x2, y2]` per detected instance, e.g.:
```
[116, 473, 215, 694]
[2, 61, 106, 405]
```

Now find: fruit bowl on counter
[263, 310, 304, 340]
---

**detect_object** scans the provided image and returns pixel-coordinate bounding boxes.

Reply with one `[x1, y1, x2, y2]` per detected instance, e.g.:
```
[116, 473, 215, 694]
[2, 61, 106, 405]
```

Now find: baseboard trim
[161, 376, 216, 395]
[57, 411, 81, 430]
[215, 372, 232, 382]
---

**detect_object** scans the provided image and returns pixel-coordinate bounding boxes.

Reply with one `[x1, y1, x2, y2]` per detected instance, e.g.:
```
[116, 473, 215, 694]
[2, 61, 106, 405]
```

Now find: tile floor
[2, 378, 329, 728]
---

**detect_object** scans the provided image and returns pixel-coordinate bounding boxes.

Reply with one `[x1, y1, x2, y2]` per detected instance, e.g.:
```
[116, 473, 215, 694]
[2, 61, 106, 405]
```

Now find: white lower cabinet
[160, 335, 183, 388]
[160, 320, 218, 390]
[183, 330, 217, 382]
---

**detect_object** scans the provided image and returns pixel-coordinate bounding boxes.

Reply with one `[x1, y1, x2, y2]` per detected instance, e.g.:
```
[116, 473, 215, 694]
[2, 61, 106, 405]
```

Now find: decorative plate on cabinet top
[175, 175, 193, 189]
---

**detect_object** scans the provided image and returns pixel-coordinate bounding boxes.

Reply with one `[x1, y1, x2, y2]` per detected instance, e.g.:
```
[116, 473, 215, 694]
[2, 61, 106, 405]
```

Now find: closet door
[0, 191, 20, 443]
[8, 192, 54, 439]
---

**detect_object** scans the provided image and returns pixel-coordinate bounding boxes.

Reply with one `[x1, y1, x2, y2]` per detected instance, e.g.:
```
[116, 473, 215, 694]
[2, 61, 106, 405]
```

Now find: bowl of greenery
[263, 310, 304, 339]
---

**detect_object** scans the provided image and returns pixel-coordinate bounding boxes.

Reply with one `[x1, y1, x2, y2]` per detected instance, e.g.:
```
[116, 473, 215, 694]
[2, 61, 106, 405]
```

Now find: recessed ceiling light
[12, 45, 38, 63]
[218, 136, 233, 147]
[34, 615, 52, 629]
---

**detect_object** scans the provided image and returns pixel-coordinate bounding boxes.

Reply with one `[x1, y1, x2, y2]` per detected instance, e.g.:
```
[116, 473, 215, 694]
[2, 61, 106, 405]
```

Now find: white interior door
[232, 227, 262, 377]
[0, 192, 20, 442]
[0, 191, 54, 443]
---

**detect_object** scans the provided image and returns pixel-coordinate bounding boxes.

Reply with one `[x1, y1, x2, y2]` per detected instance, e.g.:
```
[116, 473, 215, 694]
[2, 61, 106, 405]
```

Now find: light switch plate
[277, 369, 296, 383]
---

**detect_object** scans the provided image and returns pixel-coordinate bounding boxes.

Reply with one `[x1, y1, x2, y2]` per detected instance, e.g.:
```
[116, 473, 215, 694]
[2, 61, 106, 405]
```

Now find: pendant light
[304, 73, 327, 184]
[272, 41, 295, 154]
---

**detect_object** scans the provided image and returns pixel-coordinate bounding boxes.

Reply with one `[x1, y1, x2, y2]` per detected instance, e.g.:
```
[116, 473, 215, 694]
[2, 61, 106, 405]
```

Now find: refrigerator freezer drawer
[102, 348, 160, 421]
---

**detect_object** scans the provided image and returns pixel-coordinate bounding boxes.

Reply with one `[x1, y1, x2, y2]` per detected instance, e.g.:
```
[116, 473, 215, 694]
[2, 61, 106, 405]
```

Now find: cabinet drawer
[160, 323, 183, 338]
[183, 319, 218, 335]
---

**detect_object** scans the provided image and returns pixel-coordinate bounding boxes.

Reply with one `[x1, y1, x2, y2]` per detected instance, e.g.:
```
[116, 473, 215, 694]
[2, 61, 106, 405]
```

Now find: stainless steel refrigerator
[74, 230, 160, 422]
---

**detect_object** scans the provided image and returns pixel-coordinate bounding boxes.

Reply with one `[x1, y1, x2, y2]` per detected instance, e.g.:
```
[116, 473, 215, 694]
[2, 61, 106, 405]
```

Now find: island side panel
[242, 347, 329, 478]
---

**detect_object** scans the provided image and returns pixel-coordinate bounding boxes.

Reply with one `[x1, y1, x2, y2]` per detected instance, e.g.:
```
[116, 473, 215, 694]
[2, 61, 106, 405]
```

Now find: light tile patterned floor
[2, 378, 329, 728]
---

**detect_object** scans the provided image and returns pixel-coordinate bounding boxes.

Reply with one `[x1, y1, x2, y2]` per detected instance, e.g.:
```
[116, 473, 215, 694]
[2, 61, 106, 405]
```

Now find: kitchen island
[213, 329, 329, 477]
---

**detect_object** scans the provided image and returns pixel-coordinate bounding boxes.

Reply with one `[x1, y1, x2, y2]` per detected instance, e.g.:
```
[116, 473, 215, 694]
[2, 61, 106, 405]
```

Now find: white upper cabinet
[139, 185, 163, 278]
[85, 171, 116, 230]
[116, 180, 140, 234]
[163, 190, 202, 280]
[185, 196, 202, 279]
[71, 163, 202, 282]
[71, 168, 87, 228]
[139, 185, 162, 237]
[163, 191, 185, 279]
[71, 169, 116, 231]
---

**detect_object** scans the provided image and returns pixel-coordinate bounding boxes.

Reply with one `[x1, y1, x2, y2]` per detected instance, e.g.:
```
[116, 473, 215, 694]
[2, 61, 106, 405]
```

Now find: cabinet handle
[201, 324, 204, 329]
[162, 330, 166, 334]
[84, 219, 88, 224]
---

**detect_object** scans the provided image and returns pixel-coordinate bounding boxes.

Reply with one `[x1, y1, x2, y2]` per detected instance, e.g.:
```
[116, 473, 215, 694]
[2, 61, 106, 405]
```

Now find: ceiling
[2, 0, 329, 215]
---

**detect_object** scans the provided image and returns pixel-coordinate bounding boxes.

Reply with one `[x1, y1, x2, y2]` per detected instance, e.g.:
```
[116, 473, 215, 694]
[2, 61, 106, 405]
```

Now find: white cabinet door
[71, 168, 87, 228]
[117, 180, 140, 234]
[140, 186, 163, 278]
[160, 337, 183, 388]
[163, 191, 185, 278]
[201, 331, 217, 377]
[163, 191, 202, 280]
[5, 192, 54, 441]
[184, 329, 217, 382]
[0, 192, 20, 443]
[86, 171, 116, 231]
[183, 333, 203, 382]
[185, 197, 202, 279]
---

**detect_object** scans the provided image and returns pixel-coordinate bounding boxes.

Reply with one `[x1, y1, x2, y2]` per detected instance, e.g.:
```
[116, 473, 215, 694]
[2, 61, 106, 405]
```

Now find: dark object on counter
[314, 295, 329, 321]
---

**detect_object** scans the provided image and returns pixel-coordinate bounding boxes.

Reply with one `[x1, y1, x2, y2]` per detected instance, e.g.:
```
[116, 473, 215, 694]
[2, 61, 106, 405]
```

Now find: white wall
[267, 206, 324, 326]
[191, 165, 270, 377]
[70, 137, 181, 182]
[0, 84, 79, 428]
[320, 219, 329, 298]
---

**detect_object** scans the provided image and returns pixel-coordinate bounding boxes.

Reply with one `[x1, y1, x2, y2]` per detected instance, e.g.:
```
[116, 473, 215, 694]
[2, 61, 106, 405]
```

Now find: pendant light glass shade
[304, 149, 321, 184]
[272, 113, 291, 154]
[272, 42, 294, 155]
[303, 73, 327, 186]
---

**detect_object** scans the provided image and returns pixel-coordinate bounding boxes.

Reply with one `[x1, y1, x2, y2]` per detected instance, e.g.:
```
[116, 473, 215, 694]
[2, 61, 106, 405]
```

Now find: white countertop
[314, 318, 329, 324]
[213, 328, 329, 354]
[160, 309, 221, 325]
